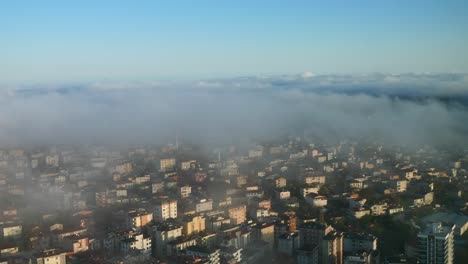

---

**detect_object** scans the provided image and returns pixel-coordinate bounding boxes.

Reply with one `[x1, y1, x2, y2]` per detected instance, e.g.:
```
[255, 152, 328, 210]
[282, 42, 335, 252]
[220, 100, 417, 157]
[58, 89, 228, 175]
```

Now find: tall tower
[417, 222, 455, 264]
[322, 231, 343, 264]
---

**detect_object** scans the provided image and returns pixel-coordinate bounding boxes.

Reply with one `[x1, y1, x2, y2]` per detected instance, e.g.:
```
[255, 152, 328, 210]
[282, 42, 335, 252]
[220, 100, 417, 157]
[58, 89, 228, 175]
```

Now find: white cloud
[1, 73, 467, 147]
[301, 71, 315, 78]
[196, 81, 224, 88]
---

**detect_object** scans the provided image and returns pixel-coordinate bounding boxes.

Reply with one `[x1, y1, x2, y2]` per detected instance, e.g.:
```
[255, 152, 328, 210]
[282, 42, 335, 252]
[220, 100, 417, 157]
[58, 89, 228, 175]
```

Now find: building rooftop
[344, 232, 377, 241]
[420, 222, 455, 236]
[384, 255, 409, 263]
[278, 232, 299, 239]
[299, 221, 327, 230]
[186, 245, 219, 254]
[34, 249, 66, 258]
[422, 212, 468, 233]
[154, 222, 181, 231]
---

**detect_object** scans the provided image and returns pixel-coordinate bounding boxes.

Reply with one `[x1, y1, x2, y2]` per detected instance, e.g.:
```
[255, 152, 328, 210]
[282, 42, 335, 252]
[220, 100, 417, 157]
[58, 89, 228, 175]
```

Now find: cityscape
[1, 1, 468, 264]
[0, 138, 466, 263]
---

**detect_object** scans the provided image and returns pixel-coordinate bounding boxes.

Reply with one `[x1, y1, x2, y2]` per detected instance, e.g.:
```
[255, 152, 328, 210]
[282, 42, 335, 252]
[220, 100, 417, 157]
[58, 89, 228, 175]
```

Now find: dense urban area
[0, 137, 467, 264]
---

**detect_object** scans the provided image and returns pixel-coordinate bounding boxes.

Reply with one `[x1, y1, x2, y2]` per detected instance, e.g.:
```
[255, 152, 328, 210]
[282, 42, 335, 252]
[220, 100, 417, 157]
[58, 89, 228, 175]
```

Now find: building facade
[417, 222, 454, 264]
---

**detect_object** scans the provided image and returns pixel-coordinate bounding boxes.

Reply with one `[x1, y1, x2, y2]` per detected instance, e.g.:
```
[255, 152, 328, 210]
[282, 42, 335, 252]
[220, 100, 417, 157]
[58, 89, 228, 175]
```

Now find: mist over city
[0, 1, 467, 264]
[2, 73, 468, 148]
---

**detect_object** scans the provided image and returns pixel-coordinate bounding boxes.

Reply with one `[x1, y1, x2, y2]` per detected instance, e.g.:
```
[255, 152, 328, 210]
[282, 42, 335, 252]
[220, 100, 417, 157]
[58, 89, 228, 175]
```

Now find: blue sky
[1, 0, 468, 83]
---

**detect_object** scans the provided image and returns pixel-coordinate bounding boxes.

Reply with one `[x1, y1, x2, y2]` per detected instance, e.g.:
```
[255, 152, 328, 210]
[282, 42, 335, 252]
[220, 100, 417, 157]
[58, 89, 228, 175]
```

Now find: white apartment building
[301, 185, 320, 197]
[196, 199, 213, 213]
[32, 249, 67, 264]
[153, 223, 183, 257]
[179, 186, 192, 198]
[160, 158, 176, 172]
[306, 195, 328, 208]
[154, 200, 177, 222]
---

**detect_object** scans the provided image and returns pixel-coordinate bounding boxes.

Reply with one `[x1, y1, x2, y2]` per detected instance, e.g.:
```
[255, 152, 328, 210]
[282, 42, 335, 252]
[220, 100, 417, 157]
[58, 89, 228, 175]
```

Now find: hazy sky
[1, 0, 468, 83]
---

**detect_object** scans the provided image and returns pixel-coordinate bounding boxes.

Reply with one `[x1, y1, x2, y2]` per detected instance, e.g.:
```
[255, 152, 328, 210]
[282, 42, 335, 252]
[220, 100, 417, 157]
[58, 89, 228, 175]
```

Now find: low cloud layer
[1, 73, 468, 148]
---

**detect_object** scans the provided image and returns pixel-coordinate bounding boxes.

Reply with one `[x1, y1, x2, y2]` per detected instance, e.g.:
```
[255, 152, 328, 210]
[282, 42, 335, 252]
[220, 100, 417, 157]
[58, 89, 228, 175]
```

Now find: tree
[318, 185, 331, 196]
[358, 188, 377, 203]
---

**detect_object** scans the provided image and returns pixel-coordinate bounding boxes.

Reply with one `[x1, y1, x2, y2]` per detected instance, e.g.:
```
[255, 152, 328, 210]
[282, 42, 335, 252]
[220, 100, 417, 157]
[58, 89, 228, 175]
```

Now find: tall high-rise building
[343, 232, 377, 253]
[182, 215, 206, 236]
[160, 158, 176, 172]
[298, 222, 334, 262]
[299, 222, 333, 249]
[126, 209, 153, 231]
[154, 200, 177, 222]
[152, 222, 182, 257]
[322, 231, 343, 264]
[228, 205, 247, 225]
[417, 222, 455, 264]
[32, 249, 67, 264]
